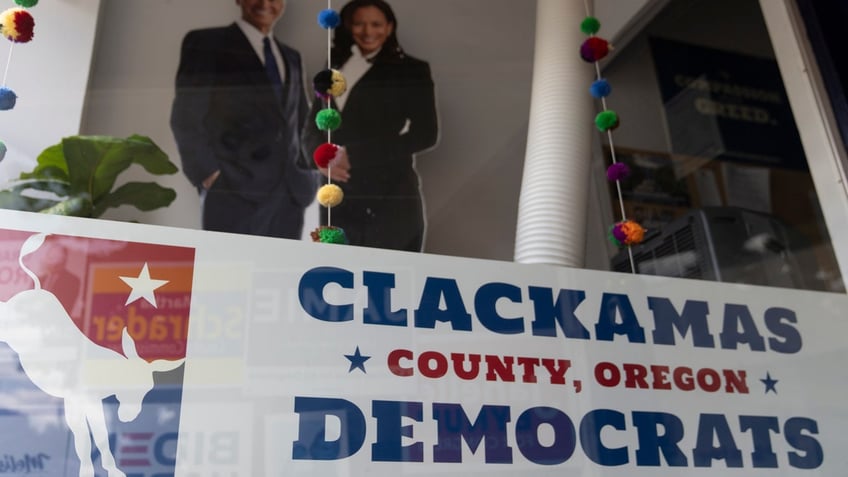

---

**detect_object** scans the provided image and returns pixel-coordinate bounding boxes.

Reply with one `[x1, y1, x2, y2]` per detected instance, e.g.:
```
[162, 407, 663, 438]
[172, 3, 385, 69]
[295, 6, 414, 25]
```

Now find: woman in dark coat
[303, 0, 439, 251]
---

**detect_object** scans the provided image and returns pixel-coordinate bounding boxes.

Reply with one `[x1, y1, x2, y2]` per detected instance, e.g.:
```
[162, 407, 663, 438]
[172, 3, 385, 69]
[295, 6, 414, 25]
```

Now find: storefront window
[597, 0, 843, 292]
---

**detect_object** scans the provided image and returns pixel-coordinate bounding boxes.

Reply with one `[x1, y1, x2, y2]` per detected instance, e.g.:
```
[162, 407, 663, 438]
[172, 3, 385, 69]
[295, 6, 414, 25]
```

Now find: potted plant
[0, 134, 177, 217]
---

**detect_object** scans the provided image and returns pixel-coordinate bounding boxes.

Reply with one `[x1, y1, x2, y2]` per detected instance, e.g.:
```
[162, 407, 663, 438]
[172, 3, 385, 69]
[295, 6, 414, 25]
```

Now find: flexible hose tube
[514, 0, 595, 267]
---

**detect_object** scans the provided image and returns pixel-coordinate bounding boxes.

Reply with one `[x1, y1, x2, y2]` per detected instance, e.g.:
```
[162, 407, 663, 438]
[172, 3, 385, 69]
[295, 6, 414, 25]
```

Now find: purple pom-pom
[606, 162, 630, 181]
[612, 224, 627, 242]
[590, 79, 612, 98]
[318, 9, 340, 29]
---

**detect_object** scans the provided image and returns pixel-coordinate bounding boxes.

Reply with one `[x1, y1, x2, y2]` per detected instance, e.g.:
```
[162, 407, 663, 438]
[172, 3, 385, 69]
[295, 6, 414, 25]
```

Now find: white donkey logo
[0, 233, 185, 477]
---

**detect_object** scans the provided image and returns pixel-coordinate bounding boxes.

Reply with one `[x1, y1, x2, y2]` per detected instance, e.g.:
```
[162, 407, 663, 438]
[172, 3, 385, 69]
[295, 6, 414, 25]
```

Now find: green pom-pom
[319, 227, 347, 244]
[316, 108, 342, 131]
[595, 110, 619, 132]
[15, 0, 38, 7]
[581, 16, 601, 35]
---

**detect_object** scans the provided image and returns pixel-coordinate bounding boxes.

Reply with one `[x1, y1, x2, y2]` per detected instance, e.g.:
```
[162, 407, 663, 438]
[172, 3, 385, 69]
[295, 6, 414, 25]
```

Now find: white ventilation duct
[514, 0, 595, 267]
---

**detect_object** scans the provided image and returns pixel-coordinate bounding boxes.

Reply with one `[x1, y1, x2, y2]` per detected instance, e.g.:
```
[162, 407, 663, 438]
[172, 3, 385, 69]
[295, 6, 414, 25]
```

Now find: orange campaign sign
[0, 227, 193, 476]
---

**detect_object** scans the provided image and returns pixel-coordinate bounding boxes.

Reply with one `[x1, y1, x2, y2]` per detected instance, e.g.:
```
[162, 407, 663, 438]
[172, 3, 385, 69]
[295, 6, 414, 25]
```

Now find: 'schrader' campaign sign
[0, 209, 844, 476]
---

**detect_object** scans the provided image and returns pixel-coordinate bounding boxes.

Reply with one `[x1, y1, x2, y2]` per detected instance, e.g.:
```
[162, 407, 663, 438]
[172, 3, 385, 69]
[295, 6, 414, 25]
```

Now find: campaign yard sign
[0, 209, 845, 476]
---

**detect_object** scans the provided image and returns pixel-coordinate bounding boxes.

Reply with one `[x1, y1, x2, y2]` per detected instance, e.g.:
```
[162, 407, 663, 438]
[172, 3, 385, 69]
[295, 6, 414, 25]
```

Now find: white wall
[0, 0, 101, 182]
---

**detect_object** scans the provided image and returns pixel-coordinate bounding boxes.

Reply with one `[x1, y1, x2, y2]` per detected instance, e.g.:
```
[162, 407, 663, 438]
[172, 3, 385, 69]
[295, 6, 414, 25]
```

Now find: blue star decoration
[345, 346, 371, 373]
[761, 372, 778, 394]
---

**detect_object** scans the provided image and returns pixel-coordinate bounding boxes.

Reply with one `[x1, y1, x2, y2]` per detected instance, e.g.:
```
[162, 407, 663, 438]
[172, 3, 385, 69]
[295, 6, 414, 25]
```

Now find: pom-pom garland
[315, 2, 349, 244]
[608, 220, 645, 248]
[313, 69, 346, 99]
[317, 9, 340, 29]
[606, 162, 630, 182]
[317, 183, 344, 207]
[580, 36, 609, 63]
[0, 8, 34, 43]
[313, 142, 340, 168]
[0, 87, 16, 110]
[0, 1, 37, 168]
[316, 108, 342, 131]
[594, 110, 619, 132]
[590, 78, 611, 99]
[580, 16, 601, 35]
[581, 13, 641, 272]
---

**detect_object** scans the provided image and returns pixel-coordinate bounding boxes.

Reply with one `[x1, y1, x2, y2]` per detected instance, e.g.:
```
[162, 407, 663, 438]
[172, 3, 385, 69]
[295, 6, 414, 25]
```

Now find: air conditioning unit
[611, 207, 825, 290]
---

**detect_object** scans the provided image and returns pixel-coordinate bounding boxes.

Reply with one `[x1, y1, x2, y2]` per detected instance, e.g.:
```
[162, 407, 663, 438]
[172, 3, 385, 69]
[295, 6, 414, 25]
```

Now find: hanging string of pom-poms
[0, 0, 37, 163]
[311, 3, 348, 244]
[579, 8, 644, 272]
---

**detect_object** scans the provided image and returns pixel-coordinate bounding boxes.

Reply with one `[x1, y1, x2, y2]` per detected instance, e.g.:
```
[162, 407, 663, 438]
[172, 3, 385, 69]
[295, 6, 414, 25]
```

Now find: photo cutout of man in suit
[170, 0, 318, 239]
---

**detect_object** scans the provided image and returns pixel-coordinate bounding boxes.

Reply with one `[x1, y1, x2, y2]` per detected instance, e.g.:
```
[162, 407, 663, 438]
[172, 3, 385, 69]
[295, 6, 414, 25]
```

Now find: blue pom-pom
[318, 9, 340, 29]
[590, 79, 612, 99]
[0, 88, 16, 110]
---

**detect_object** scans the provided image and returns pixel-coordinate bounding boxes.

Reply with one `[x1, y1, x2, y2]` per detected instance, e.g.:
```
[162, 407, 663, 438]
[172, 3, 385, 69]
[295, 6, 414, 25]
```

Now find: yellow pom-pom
[329, 69, 347, 97]
[317, 184, 344, 207]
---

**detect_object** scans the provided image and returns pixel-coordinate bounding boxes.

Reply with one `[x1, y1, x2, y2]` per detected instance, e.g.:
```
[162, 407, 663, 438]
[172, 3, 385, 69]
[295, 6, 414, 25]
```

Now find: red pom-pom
[313, 143, 339, 168]
[0, 8, 34, 43]
[580, 37, 609, 62]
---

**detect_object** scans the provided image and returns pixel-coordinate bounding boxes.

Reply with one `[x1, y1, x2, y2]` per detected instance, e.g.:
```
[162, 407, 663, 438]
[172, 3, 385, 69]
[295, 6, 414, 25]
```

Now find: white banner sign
[0, 210, 844, 476]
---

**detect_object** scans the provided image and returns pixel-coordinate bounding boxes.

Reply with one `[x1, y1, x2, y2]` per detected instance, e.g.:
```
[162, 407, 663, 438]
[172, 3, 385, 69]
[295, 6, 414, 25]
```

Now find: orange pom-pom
[619, 220, 645, 245]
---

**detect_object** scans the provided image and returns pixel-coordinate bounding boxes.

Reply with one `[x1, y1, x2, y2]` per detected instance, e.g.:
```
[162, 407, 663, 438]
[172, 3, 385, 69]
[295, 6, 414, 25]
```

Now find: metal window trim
[759, 0, 848, 286]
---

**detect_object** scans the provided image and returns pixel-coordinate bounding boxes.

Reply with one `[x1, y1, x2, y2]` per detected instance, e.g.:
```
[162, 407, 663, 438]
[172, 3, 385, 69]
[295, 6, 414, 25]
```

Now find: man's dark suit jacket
[171, 23, 316, 239]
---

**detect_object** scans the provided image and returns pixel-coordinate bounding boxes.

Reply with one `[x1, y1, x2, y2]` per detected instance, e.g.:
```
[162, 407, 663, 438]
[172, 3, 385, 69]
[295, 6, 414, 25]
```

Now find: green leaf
[124, 134, 179, 175]
[63, 136, 131, 201]
[38, 195, 93, 217]
[63, 135, 179, 203]
[25, 143, 70, 180]
[92, 181, 176, 217]
[0, 134, 179, 218]
[4, 178, 72, 198]
[0, 189, 58, 212]
[20, 165, 69, 182]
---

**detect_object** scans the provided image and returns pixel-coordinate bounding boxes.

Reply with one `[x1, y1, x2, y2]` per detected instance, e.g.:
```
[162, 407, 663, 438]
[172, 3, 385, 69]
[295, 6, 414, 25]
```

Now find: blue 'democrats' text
[291, 397, 821, 468]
